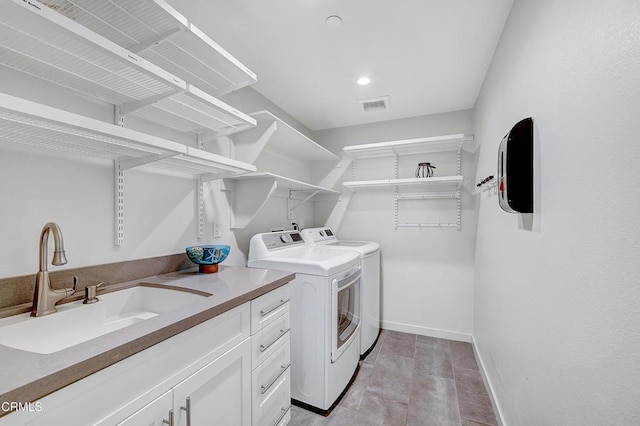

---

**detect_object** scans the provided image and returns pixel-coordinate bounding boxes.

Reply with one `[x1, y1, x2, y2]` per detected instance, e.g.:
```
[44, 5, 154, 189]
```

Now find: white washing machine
[301, 227, 381, 357]
[248, 230, 361, 412]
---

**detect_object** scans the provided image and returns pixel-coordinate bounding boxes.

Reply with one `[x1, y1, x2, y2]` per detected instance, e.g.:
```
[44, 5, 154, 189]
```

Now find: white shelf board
[1, 0, 255, 136]
[343, 176, 463, 191]
[226, 172, 339, 195]
[233, 111, 339, 163]
[223, 172, 338, 229]
[0, 92, 256, 177]
[343, 134, 474, 159]
[38, 0, 257, 97]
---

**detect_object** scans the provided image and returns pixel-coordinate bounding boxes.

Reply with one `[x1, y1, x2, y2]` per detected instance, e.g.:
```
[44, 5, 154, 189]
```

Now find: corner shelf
[233, 111, 339, 164]
[342, 134, 473, 230]
[223, 172, 339, 229]
[0, 92, 255, 244]
[1, 0, 256, 137]
[226, 111, 340, 228]
[39, 0, 257, 98]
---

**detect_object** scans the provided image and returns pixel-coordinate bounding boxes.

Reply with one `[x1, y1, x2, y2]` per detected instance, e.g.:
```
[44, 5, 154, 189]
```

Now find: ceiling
[167, 0, 514, 131]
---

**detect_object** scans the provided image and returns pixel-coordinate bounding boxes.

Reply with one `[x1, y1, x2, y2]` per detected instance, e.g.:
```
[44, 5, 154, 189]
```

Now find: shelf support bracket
[128, 28, 183, 55]
[288, 190, 321, 219]
[119, 88, 183, 116]
[118, 152, 177, 171]
[234, 121, 277, 163]
[198, 121, 255, 143]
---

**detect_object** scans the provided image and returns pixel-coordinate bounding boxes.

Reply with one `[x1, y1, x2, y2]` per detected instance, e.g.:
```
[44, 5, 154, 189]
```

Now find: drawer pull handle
[272, 405, 291, 426]
[260, 328, 290, 353]
[261, 363, 291, 395]
[180, 397, 191, 426]
[260, 299, 290, 317]
[162, 409, 174, 426]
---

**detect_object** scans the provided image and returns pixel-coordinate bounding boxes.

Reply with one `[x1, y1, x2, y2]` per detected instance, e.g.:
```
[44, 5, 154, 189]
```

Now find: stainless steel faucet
[31, 222, 75, 317]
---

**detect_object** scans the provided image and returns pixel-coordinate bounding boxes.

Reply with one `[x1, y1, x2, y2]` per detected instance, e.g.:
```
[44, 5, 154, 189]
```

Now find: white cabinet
[116, 390, 173, 426]
[343, 134, 474, 230]
[0, 284, 293, 426]
[116, 339, 252, 426]
[172, 338, 252, 426]
[250, 283, 292, 426]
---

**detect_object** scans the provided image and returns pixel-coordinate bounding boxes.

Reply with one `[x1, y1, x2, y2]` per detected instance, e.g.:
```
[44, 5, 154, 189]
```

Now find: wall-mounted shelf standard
[0, 93, 256, 245]
[1, 0, 256, 137]
[39, 0, 257, 98]
[223, 172, 339, 229]
[233, 111, 339, 164]
[342, 134, 473, 230]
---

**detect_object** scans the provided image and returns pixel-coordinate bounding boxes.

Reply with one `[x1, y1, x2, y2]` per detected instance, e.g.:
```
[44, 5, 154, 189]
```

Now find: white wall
[472, 0, 640, 424]
[313, 110, 477, 341]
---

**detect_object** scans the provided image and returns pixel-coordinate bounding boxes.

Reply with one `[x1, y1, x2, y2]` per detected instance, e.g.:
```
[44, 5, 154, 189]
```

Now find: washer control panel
[262, 231, 304, 250]
[300, 227, 339, 244]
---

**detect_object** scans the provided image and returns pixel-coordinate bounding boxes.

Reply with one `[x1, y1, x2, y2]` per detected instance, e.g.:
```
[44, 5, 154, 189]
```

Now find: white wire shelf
[1, 0, 256, 136]
[343, 176, 463, 191]
[0, 92, 256, 177]
[343, 134, 474, 159]
[39, 0, 257, 97]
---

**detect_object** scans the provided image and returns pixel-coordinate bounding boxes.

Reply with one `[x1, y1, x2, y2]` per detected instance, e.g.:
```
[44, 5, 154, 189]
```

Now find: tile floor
[289, 330, 498, 426]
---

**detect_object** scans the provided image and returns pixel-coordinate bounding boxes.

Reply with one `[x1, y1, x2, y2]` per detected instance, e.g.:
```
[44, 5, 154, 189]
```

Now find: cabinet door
[117, 390, 172, 426]
[173, 338, 252, 426]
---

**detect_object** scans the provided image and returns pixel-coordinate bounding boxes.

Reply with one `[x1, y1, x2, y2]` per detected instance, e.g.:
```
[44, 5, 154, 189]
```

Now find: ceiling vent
[359, 96, 389, 112]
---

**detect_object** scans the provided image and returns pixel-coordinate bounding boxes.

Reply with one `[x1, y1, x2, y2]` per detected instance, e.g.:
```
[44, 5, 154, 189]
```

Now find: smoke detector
[359, 96, 390, 112]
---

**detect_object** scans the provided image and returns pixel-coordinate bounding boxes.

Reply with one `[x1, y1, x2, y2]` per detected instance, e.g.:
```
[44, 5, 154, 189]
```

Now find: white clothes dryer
[248, 230, 361, 412]
[300, 227, 381, 357]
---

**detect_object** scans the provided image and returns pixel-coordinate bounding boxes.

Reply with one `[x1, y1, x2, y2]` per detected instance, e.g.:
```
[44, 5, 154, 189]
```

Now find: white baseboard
[471, 335, 506, 426]
[381, 320, 472, 343]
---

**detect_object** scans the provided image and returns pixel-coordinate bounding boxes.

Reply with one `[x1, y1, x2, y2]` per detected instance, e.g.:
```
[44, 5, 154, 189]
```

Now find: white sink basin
[0, 286, 207, 354]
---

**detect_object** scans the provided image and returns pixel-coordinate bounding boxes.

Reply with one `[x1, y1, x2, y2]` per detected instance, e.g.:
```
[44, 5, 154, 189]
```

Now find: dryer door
[331, 266, 361, 363]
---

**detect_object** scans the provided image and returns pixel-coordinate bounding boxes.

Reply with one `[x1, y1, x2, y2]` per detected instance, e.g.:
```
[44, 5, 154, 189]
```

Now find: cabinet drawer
[254, 375, 291, 426]
[252, 339, 291, 414]
[252, 346, 291, 426]
[251, 284, 291, 334]
[251, 312, 291, 370]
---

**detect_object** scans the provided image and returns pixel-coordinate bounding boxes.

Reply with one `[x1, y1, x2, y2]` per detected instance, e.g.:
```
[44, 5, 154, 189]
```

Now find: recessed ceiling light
[325, 15, 342, 27]
[357, 77, 371, 86]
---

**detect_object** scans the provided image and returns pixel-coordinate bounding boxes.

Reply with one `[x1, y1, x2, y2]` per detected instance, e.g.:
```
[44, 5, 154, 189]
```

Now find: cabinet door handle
[180, 397, 191, 426]
[260, 299, 289, 317]
[259, 328, 290, 353]
[272, 406, 291, 426]
[260, 363, 290, 395]
[162, 409, 174, 426]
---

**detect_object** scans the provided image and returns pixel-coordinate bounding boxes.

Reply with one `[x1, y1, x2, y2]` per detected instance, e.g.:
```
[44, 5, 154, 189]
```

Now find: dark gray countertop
[0, 265, 294, 413]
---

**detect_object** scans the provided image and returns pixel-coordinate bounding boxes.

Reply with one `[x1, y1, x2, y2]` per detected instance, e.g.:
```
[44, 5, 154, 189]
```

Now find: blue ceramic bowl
[185, 245, 230, 273]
